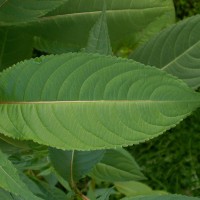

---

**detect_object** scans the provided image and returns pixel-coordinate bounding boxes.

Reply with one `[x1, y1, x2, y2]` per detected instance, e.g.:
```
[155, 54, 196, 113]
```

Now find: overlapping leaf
[0, 53, 200, 150]
[32, 0, 175, 52]
[90, 148, 145, 182]
[49, 149, 105, 183]
[0, 188, 22, 200]
[0, 0, 68, 24]
[0, 0, 68, 70]
[0, 0, 175, 69]
[0, 150, 42, 200]
[131, 15, 200, 89]
[115, 181, 166, 197]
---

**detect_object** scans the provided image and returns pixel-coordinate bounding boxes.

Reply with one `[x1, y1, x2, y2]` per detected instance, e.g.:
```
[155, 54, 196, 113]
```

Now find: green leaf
[90, 148, 145, 182]
[115, 181, 167, 197]
[0, 53, 200, 150]
[0, 149, 43, 200]
[121, 194, 200, 200]
[49, 149, 105, 184]
[96, 187, 114, 200]
[21, 174, 68, 200]
[0, 0, 68, 24]
[85, 4, 112, 55]
[131, 15, 200, 89]
[33, 0, 175, 52]
[0, 0, 175, 69]
[0, 26, 33, 70]
[0, 188, 22, 200]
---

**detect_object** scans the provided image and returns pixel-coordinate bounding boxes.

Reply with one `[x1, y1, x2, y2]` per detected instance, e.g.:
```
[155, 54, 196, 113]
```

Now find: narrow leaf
[0, 150, 43, 200]
[131, 15, 200, 89]
[91, 148, 145, 182]
[85, 5, 112, 55]
[0, 53, 200, 150]
[49, 148, 105, 184]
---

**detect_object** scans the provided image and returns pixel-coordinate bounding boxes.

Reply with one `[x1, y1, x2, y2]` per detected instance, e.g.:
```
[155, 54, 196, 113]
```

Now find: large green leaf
[0, 149, 43, 200]
[90, 148, 145, 182]
[0, 0, 175, 69]
[0, 53, 200, 150]
[122, 194, 200, 200]
[131, 15, 200, 89]
[49, 149, 105, 184]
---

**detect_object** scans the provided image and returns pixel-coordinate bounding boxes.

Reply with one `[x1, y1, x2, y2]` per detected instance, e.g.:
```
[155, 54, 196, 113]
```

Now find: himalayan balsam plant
[0, 1, 200, 200]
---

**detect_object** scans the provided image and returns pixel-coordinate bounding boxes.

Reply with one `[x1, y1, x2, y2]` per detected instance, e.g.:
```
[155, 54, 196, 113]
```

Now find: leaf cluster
[0, 1, 200, 200]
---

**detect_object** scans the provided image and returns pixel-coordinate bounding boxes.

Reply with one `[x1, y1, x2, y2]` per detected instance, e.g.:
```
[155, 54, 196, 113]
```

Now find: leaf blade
[90, 148, 145, 182]
[131, 15, 200, 89]
[0, 53, 199, 150]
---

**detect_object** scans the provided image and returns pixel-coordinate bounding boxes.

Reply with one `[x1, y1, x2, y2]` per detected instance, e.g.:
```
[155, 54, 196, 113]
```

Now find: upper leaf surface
[0, 0, 175, 69]
[32, 0, 175, 52]
[131, 15, 200, 89]
[0, 53, 199, 150]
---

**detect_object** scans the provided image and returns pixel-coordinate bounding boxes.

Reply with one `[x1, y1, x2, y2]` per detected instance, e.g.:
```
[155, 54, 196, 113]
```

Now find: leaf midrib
[0, 100, 199, 105]
[162, 40, 200, 71]
[0, 6, 171, 26]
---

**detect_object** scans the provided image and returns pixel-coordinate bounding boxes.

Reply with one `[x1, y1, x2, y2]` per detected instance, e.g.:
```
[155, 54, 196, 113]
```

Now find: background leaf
[131, 15, 200, 89]
[0, 188, 22, 200]
[20, 174, 68, 200]
[90, 148, 145, 182]
[0, 149, 43, 200]
[115, 181, 167, 197]
[34, 0, 175, 52]
[49, 149, 105, 183]
[0, 0, 175, 69]
[0, 53, 200, 150]
[0, 0, 68, 24]
[85, 4, 112, 55]
[121, 194, 200, 200]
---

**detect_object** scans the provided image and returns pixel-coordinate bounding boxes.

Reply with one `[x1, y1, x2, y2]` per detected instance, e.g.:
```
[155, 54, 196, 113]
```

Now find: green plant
[0, 1, 200, 200]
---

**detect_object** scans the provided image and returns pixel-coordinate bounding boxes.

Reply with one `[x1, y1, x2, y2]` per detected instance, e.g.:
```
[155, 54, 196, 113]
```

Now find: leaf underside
[131, 15, 200, 89]
[0, 53, 199, 150]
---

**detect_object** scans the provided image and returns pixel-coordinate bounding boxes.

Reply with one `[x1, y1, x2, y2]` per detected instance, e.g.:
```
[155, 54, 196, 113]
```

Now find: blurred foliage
[173, 0, 200, 20]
